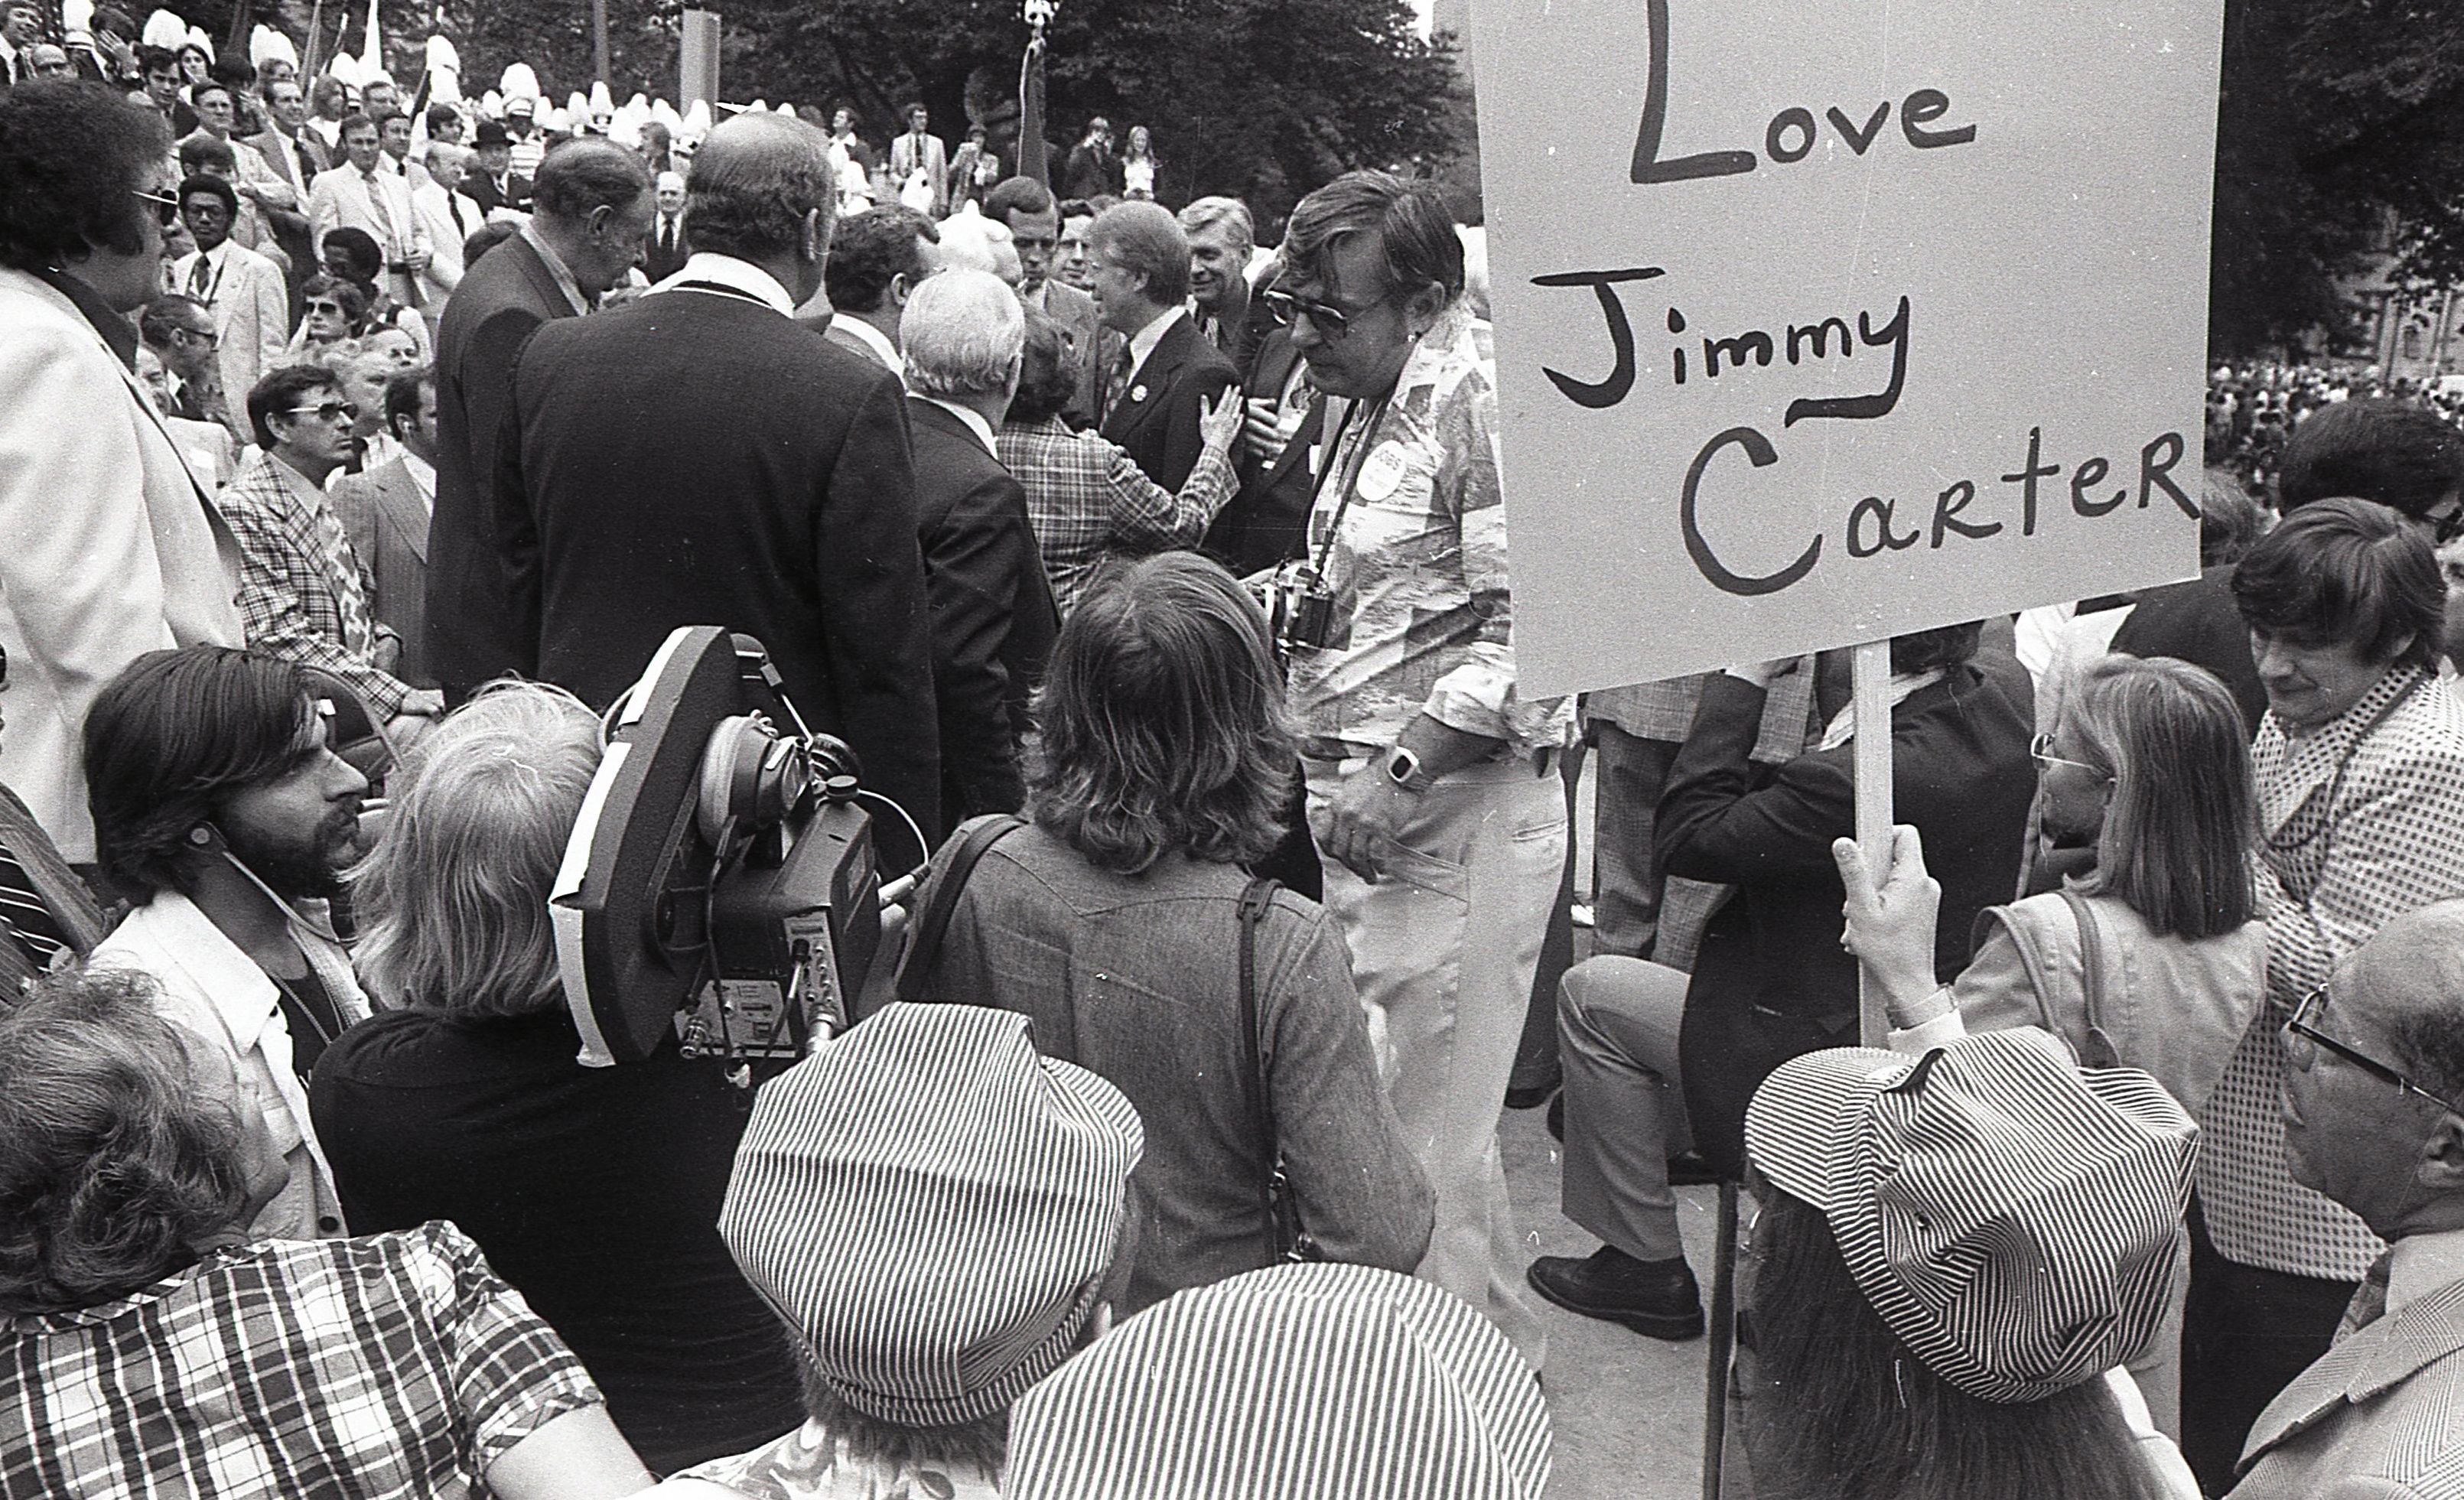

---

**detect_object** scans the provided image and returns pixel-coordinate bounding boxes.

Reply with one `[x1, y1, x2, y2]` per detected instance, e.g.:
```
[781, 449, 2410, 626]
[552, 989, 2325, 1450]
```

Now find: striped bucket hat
[719, 1002, 1143, 1428]
[1744, 1028, 2197, 1404]
[1003, 1262, 1551, 1499]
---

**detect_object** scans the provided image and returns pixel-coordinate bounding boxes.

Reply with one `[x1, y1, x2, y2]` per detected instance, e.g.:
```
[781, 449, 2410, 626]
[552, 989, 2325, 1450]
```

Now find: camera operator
[83, 645, 375, 1244]
[308, 682, 804, 1474]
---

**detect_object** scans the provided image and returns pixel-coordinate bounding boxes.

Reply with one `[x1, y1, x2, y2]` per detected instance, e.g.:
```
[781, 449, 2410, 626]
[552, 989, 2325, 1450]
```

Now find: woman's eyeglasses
[2029, 731, 2110, 779]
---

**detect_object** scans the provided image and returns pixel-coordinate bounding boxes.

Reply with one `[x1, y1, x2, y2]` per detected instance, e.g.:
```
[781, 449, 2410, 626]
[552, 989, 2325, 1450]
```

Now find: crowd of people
[8, 10, 2464, 1498]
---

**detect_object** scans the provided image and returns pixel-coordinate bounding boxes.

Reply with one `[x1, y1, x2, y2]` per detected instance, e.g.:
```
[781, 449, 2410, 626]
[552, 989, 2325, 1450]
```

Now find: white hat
[424, 33, 461, 77]
[679, 99, 711, 138]
[776, 102, 797, 119]
[61, 0, 95, 37]
[249, 25, 299, 69]
[503, 92, 535, 116]
[480, 87, 504, 118]
[587, 80, 613, 119]
[498, 60, 539, 102]
[325, 52, 362, 87]
[139, 9, 187, 49]
[651, 96, 682, 131]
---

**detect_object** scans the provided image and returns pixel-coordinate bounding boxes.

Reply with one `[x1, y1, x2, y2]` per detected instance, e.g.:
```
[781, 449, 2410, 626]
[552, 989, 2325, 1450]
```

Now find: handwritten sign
[1470, 0, 2225, 695]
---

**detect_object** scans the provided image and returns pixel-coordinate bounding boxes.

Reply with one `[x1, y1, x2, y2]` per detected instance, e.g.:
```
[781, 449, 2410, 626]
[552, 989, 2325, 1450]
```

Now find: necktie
[1100, 342, 1134, 426]
[2337, 1250, 2394, 1340]
[660, 216, 675, 257]
[187, 252, 215, 303]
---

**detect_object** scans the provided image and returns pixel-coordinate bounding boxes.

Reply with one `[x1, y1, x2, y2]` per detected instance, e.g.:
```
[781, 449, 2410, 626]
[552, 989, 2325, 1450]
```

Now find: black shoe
[1666, 1150, 1720, 1186]
[1526, 1246, 1704, 1340]
[1505, 1079, 1559, 1111]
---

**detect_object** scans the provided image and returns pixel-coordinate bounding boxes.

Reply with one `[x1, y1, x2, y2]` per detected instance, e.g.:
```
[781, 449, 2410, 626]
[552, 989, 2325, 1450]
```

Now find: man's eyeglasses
[2285, 984, 2464, 1114]
[133, 188, 181, 228]
[1262, 287, 1381, 342]
[174, 327, 219, 347]
[2424, 495, 2464, 545]
[284, 401, 359, 425]
[304, 300, 347, 319]
[2029, 731, 2111, 779]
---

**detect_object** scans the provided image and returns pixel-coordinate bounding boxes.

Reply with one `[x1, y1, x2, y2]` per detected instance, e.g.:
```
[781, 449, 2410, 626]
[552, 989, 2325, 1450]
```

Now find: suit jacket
[1100, 312, 1240, 493]
[0, 268, 244, 861]
[907, 397, 1059, 825]
[248, 126, 329, 195]
[643, 210, 691, 284]
[822, 318, 897, 374]
[464, 170, 533, 216]
[1203, 322, 1320, 576]
[887, 130, 949, 214]
[410, 181, 485, 303]
[306, 162, 431, 308]
[426, 231, 579, 696]
[173, 241, 288, 405]
[1061, 142, 1118, 201]
[2230, 1277, 2464, 1498]
[1035, 278, 1109, 429]
[500, 285, 945, 846]
[329, 457, 433, 688]
[1663, 659, 2037, 1174]
[2109, 564, 2267, 735]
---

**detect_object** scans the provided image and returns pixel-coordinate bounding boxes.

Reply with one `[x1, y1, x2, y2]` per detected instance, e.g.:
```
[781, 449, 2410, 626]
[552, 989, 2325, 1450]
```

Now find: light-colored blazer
[90, 890, 371, 1241]
[2231, 1277, 2464, 1498]
[890, 129, 949, 213]
[329, 456, 434, 688]
[307, 162, 431, 307]
[173, 240, 288, 402]
[410, 181, 484, 304]
[0, 268, 242, 861]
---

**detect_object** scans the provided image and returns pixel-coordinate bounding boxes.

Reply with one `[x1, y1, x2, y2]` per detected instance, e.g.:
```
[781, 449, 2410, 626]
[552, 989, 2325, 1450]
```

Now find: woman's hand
[1199, 384, 1243, 454]
[1832, 825, 1948, 1025]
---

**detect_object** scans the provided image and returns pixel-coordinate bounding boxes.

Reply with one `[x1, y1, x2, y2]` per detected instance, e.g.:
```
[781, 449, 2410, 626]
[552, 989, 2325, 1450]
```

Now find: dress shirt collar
[1127, 304, 1183, 382]
[920, 396, 998, 457]
[835, 313, 904, 375]
[2388, 1226, 2464, 1319]
[1021, 278, 1050, 313]
[267, 451, 327, 495]
[518, 220, 593, 316]
[651, 251, 796, 315]
[401, 451, 436, 502]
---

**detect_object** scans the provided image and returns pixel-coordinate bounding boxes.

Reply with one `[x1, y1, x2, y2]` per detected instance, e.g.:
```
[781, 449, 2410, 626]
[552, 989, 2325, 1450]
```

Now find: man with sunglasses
[2228, 904, 2464, 1496]
[221, 365, 443, 750]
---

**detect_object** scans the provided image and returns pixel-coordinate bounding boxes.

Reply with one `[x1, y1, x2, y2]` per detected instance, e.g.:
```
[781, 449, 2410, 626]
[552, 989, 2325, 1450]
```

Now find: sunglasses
[1262, 287, 1385, 342]
[133, 188, 181, 228]
[2285, 983, 2464, 1114]
[304, 300, 347, 318]
[2028, 731, 2111, 779]
[2426, 495, 2464, 545]
[283, 401, 360, 425]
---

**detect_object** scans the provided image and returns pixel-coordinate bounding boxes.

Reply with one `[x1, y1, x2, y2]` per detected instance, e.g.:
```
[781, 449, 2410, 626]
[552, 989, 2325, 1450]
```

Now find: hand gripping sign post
[1470, 0, 2225, 1045]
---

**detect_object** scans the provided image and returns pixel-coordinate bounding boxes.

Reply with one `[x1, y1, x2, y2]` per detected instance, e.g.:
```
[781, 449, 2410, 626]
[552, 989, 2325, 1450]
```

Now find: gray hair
[351, 681, 604, 1020]
[901, 268, 1024, 402]
[1177, 196, 1254, 254]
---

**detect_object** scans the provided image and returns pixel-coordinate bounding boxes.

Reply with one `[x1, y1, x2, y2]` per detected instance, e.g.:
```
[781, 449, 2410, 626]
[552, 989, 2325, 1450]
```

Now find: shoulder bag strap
[1237, 876, 1289, 1251]
[893, 815, 1027, 1004]
[2057, 888, 2122, 1069]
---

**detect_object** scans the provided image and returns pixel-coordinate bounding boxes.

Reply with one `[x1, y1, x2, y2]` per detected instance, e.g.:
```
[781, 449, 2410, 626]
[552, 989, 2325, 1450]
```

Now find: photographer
[308, 682, 803, 1473]
[84, 646, 376, 1244]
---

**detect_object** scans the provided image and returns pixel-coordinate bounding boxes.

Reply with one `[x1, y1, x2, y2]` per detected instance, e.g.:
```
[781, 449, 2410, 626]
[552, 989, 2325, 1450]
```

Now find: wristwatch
[1382, 745, 1434, 794]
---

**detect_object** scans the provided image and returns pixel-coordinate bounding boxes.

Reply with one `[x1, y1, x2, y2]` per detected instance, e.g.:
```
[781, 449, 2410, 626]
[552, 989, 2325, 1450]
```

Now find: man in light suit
[307, 114, 430, 312]
[1089, 200, 1239, 491]
[0, 82, 243, 862]
[2231, 901, 2464, 1497]
[887, 103, 948, 217]
[329, 368, 436, 689]
[987, 175, 1111, 428]
[819, 205, 938, 377]
[171, 175, 287, 408]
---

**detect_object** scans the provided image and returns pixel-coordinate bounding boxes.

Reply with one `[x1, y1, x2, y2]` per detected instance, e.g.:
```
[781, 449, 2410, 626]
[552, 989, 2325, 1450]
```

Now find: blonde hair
[352, 682, 603, 1017]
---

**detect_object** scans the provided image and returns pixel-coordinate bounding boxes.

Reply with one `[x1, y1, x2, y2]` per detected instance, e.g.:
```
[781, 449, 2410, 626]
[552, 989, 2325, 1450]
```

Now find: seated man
[2228, 902, 2464, 1496]
[85, 646, 376, 1241]
[0, 968, 653, 1498]
[225, 363, 443, 745]
[653, 1004, 1143, 1498]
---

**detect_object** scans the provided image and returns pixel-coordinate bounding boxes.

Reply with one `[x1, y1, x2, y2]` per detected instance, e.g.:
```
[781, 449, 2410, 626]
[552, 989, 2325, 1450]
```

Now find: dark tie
[1099, 342, 1134, 426]
[660, 217, 676, 257]
[187, 252, 215, 303]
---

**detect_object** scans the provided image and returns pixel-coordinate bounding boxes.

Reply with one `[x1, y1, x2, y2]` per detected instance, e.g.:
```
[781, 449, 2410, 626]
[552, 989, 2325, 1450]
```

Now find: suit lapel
[2241, 1280, 2464, 1465]
[376, 470, 429, 562]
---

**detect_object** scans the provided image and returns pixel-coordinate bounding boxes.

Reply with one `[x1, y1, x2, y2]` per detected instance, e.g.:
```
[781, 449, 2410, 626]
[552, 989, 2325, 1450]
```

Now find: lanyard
[1306, 391, 1391, 581]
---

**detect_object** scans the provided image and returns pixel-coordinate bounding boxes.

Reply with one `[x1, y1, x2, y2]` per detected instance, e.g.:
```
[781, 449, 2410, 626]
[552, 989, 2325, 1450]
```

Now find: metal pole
[591, 0, 610, 86]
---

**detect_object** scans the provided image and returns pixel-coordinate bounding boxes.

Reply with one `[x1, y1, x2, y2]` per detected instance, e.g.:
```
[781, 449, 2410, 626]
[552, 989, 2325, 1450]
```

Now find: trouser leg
[1557, 955, 1693, 1262]
[1587, 724, 1678, 961]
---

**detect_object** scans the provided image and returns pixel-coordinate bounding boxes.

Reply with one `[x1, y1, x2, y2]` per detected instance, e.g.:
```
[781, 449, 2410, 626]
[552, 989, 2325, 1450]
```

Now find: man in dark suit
[986, 175, 1111, 428]
[1089, 200, 1240, 491]
[818, 204, 936, 376]
[1059, 117, 1117, 203]
[425, 138, 654, 699]
[897, 269, 1058, 824]
[642, 169, 689, 283]
[463, 119, 533, 216]
[494, 111, 943, 851]
[330, 366, 437, 687]
[1203, 311, 1321, 577]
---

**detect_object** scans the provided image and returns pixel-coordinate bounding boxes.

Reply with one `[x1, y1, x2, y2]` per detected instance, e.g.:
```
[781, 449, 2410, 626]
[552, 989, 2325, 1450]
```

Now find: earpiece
[188, 825, 214, 846]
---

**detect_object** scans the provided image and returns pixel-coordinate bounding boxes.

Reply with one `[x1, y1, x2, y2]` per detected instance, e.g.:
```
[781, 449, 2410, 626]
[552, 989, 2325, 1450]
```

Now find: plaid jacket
[0, 1222, 601, 1498]
[220, 450, 413, 716]
[997, 415, 1236, 617]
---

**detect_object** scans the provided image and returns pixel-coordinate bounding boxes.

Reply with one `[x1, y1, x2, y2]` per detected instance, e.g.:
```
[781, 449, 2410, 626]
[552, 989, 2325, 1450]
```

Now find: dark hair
[335, 111, 376, 142]
[320, 223, 383, 281]
[177, 171, 237, 220]
[425, 102, 460, 135]
[685, 118, 835, 262]
[1030, 553, 1297, 873]
[246, 362, 342, 449]
[902, 100, 926, 120]
[1056, 197, 1095, 223]
[462, 219, 519, 268]
[0, 81, 170, 268]
[1087, 200, 1190, 304]
[824, 206, 938, 315]
[176, 132, 234, 174]
[136, 292, 210, 349]
[530, 137, 650, 223]
[2065, 656, 2257, 939]
[0, 968, 256, 1316]
[208, 51, 256, 89]
[2278, 398, 2464, 522]
[135, 43, 179, 78]
[985, 174, 1056, 224]
[84, 646, 320, 895]
[1743, 1186, 2171, 1500]
[2232, 495, 2442, 669]
[382, 364, 434, 437]
[1007, 308, 1079, 427]
[2199, 466, 2266, 568]
[1282, 169, 1463, 304]
[1887, 620, 1981, 675]
[297, 272, 368, 334]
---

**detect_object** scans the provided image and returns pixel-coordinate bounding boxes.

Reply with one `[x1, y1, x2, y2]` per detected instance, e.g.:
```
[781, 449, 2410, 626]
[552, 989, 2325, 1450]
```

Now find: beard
[220, 808, 360, 900]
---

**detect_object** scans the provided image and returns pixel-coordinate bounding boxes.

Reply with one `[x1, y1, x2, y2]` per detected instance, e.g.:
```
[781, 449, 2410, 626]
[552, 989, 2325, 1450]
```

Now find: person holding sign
[1277, 171, 1573, 1368]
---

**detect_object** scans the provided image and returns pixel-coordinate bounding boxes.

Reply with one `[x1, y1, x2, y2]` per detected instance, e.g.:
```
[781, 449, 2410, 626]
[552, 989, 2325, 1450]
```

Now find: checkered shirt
[221, 450, 414, 717]
[2199, 665, 2464, 1280]
[0, 1221, 602, 1498]
[1284, 306, 1573, 758]
[997, 414, 1236, 617]
[1584, 669, 1818, 765]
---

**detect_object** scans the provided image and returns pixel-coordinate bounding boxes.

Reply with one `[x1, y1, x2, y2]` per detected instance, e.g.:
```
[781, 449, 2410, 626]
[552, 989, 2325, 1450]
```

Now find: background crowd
[8, 7, 2464, 1498]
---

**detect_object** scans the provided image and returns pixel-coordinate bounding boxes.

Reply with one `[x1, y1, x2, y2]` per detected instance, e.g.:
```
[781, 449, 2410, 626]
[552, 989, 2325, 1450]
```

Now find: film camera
[1265, 559, 1341, 660]
[555, 626, 897, 1070]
